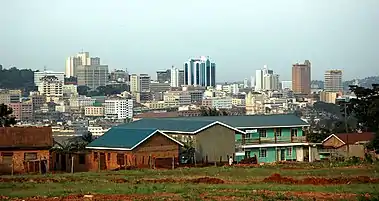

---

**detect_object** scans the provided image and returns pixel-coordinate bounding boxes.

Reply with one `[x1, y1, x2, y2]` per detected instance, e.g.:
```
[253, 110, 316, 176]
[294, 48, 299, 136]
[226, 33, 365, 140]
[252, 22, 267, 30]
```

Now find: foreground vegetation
[1, 162, 379, 200]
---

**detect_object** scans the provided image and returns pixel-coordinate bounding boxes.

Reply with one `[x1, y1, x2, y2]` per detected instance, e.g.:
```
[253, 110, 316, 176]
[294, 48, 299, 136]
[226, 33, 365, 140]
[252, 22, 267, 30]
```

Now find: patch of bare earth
[203, 190, 368, 201]
[4, 193, 180, 201]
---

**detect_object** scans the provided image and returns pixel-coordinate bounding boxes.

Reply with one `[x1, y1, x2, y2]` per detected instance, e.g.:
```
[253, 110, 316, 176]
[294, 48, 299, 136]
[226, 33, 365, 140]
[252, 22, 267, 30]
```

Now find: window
[1, 152, 13, 164]
[24, 153, 37, 161]
[245, 133, 251, 139]
[79, 154, 86, 164]
[287, 147, 292, 156]
[291, 129, 298, 137]
[117, 154, 125, 165]
[259, 149, 267, 158]
[258, 129, 266, 138]
[275, 128, 282, 137]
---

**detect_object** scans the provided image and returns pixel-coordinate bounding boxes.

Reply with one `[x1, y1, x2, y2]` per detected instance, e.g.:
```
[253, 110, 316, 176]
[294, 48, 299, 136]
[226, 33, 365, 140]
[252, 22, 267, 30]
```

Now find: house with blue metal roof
[85, 127, 184, 170]
[117, 118, 244, 163]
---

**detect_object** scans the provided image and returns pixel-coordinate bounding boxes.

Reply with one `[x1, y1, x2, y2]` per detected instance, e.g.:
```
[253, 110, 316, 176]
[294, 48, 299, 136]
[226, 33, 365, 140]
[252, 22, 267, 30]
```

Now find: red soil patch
[263, 173, 379, 185]
[6, 193, 180, 201]
[138, 177, 225, 184]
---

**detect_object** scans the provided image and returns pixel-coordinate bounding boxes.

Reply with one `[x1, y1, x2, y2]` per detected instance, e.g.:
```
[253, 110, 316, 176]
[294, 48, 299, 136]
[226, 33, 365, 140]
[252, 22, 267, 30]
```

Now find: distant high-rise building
[250, 76, 255, 88]
[156, 69, 171, 83]
[170, 66, 179, 87]
[255, 65, 278, 91]
[178, 69, 185, 87]
[281, 81, 293, 90]
[255, 69, 263, 91]
[184, 56, 216, 87]
[243, 78, 248, 88]
[76, 65, 109, 89]
[324, 70, 343, 92]
[130, 74, 151, 93]
[292, 60, 311, 94]
[38, 76, 63, 102]
[65, 52, 101, 77]
[110, 69, 129, 83]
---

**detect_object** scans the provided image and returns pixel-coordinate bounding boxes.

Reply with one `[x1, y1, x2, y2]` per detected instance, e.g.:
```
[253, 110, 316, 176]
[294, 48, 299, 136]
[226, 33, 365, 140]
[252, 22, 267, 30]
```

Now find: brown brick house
[85, 128, 183, 171]
[0, 127, 53, 174]
[320, 132, 375, 159]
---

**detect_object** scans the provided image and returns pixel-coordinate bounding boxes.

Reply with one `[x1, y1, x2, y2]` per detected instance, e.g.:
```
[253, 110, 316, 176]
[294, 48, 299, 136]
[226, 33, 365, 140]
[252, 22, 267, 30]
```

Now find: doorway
[100, 153, 107, 170]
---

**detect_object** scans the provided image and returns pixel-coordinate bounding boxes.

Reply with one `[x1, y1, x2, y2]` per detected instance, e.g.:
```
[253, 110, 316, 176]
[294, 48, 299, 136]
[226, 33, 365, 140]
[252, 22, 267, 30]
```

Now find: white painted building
[38, 76, 63, 102]
[170, 66, 179, 87]
[88, 126, 109, 136]
[104, 98, 133, 119]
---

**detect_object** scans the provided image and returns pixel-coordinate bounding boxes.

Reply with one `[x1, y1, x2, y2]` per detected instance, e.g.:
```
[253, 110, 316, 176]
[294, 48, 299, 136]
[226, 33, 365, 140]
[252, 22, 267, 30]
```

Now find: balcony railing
[236, 136, 307, 145]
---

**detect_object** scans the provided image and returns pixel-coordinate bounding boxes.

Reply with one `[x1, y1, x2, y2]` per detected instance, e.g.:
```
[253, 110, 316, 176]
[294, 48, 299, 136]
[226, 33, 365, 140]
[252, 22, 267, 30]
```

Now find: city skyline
[1, 0, 379, 81]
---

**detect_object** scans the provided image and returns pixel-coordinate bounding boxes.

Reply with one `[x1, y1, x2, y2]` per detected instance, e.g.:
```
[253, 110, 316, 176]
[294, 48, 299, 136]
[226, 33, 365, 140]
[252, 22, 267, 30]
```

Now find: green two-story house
[185, 114, 316, 163]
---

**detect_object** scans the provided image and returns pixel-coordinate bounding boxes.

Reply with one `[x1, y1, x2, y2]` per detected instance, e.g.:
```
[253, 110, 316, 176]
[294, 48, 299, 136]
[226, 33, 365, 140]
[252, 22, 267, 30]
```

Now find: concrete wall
[195, 124, 235, 163]
[0, 150, 49, 174]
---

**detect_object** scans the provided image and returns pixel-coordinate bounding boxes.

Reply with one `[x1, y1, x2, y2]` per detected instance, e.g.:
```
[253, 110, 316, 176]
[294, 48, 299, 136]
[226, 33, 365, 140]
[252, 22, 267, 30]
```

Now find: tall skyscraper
[255, 65, 279, 91]
[324, 70, 343, 92]
[170, 66, 179, 87]
[184, 56, 216, 87]
[292, 60, 311, 94]
[65, 52, 101, 77]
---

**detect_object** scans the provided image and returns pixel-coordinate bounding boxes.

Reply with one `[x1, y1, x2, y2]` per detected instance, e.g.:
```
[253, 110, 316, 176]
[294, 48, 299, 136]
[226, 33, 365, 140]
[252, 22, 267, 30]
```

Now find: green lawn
[1, 163, 379, 200]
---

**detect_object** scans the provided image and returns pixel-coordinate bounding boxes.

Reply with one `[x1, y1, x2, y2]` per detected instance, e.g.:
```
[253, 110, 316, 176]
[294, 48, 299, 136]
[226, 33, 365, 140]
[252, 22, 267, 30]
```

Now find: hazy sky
[1, 0, 378, 81]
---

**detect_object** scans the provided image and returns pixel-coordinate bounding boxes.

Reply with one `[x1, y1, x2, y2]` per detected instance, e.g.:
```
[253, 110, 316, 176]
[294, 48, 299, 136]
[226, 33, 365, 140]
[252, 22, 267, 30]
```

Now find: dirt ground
[0, 190, 369, 201]
[262, 173, 379, 185]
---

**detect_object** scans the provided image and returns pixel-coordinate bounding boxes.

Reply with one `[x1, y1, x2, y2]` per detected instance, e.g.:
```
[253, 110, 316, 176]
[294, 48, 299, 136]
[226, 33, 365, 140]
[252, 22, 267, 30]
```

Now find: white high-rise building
[65, 52, 101, 77]
[255, 69, 263, 91]
[255, 65, 279, 91]
[38, 76, 63, 102]
[170, 66, 179, 87]
[243, 78, 248, 88]
[34, 71, 65, 87]
[250, 76, 255, 88]
[104, 98, 133, 119]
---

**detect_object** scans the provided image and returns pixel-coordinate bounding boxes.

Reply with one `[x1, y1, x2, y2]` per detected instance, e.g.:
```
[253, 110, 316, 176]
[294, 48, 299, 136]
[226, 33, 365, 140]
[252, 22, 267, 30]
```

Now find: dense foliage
[199, 107, 228, 116]
[0, 104, 16, 127]
[0, 67, 35, 92]
[344, 84, 379, 151]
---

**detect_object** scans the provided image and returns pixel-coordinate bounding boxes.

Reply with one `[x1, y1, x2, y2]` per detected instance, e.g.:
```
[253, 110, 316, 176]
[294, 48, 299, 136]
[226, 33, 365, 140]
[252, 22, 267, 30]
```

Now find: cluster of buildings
[0, 114, 374, 174]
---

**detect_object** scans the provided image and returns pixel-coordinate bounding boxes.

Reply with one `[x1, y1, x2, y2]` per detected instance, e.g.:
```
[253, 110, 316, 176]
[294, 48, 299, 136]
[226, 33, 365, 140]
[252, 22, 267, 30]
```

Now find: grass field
[1, 162, 379, 200]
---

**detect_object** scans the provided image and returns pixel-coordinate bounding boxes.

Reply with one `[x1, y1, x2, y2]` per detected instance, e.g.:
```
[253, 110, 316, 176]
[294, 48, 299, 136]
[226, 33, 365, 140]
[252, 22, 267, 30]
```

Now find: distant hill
[0, 66, 35, 94]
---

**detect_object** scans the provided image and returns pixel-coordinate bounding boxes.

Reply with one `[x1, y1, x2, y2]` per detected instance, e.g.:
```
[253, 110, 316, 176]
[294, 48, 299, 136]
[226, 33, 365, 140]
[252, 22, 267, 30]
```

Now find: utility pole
[344, 101, 348, 133]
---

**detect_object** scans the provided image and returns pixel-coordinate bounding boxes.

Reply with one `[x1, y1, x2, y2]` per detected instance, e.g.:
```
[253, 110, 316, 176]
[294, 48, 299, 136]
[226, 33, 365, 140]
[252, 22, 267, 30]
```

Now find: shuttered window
[24, 153, 37, 161]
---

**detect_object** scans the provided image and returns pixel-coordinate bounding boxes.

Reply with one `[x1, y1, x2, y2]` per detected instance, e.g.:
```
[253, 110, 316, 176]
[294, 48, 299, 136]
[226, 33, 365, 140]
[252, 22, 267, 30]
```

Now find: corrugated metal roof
[118, 118, 216, 132]
[170, 114, 309, 128]
[87, 128, 159, 149]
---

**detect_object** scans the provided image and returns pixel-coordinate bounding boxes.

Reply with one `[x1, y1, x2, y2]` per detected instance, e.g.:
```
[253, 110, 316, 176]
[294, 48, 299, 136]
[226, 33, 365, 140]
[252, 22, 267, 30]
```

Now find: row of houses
[0, 114, 375, 174]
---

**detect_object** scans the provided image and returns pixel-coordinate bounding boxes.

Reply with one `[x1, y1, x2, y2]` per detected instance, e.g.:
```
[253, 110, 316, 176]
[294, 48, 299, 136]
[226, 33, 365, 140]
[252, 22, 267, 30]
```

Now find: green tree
[199, 106, 228, 116]
[0, 104, 16, 127]
[344, 84, 379, 152]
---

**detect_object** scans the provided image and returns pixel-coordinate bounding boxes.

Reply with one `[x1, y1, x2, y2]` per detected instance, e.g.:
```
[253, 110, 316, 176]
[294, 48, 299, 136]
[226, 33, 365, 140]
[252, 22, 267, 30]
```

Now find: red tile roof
[335, 132, 375, 144]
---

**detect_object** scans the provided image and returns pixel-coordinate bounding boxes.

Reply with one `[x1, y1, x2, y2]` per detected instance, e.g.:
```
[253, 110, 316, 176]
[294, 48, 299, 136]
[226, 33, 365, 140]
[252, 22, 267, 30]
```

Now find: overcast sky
[1, 0, 378, 81]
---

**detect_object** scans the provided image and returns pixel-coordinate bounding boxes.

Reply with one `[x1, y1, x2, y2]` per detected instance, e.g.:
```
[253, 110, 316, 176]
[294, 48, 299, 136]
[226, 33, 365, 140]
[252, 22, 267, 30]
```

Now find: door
[100, 153, 107, 170]
[280, 149, 286, 161]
